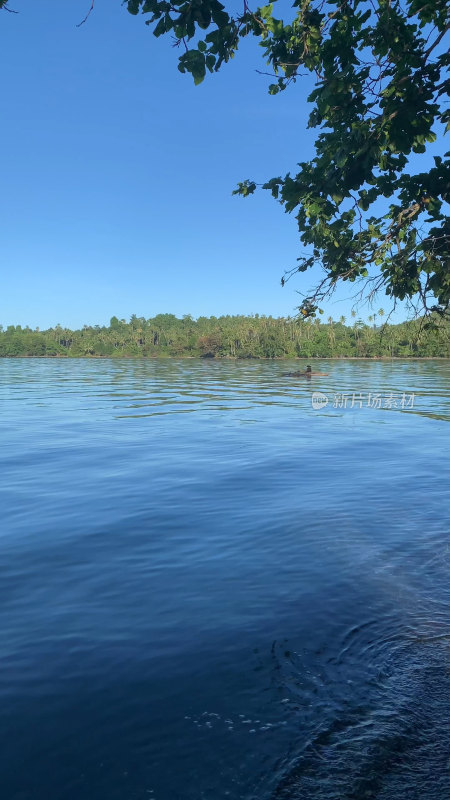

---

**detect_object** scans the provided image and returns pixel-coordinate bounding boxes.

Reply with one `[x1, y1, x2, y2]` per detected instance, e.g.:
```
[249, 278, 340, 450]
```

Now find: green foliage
[126, 0, 449, 317]
[0, 312, 448, 358]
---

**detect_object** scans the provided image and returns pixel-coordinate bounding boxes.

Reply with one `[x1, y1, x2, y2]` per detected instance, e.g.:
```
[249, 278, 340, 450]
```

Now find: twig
[77, 0, 95, 28]
[424, 23, 450, 60]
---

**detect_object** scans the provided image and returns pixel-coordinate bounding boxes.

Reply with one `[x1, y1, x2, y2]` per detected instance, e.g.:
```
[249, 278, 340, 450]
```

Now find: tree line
[0, 312, 449, 359]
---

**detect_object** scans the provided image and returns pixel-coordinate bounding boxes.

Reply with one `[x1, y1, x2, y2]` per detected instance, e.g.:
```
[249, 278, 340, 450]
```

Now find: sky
[0, 1, 446, 329]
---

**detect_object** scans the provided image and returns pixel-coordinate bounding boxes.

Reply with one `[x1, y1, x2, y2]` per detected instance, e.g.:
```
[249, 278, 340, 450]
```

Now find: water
[1, 358, 449, 800]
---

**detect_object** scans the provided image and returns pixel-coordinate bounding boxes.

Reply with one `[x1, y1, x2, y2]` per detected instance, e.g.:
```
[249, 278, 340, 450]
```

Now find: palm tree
[327, 316, 335, 353]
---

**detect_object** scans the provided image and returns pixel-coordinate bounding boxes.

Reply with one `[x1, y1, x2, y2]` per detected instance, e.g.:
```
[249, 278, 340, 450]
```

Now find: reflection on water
[0, 358, 449, 800]
[1, 358, 449, 421]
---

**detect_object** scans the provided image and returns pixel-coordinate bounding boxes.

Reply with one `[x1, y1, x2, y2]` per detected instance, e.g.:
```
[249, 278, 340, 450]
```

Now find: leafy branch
[130, 1, 450, 316]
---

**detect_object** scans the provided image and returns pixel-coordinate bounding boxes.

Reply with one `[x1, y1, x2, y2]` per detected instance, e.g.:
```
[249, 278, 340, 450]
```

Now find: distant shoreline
[2, 315, 448, 358]
[1, 355, 449, 361]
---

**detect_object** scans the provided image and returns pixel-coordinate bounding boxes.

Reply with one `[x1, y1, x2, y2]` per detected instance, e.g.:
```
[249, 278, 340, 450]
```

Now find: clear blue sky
[0, 1, 445, 329]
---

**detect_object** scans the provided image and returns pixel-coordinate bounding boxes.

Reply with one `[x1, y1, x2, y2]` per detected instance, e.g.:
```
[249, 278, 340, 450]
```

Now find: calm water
[1, 358, 450, 800]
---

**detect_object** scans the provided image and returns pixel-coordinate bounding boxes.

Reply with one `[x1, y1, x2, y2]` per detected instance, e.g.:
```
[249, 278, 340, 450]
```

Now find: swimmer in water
[283, 365, 329, 377]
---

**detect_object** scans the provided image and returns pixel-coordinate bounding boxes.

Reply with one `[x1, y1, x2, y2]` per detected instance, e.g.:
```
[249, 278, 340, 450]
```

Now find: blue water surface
[1, 358, 449, 800]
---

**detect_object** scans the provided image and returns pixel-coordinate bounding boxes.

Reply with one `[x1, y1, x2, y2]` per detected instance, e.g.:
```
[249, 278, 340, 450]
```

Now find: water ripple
[0, 358, 449, 800]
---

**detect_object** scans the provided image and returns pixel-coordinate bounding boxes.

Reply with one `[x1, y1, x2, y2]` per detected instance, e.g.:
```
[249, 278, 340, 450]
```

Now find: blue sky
[0, 1, 446, 329]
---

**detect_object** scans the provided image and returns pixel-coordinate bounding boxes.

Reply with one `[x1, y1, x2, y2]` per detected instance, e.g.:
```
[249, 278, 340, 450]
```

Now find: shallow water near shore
[1, 358, 449, 800]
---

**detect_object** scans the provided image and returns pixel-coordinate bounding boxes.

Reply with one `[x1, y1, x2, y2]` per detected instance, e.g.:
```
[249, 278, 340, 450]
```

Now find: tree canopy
[0, 311, 449, 358]
[125, 0, 449, 318]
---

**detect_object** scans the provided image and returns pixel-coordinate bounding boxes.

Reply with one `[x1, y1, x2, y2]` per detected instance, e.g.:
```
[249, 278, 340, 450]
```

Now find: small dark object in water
[283, 365, 329, 377]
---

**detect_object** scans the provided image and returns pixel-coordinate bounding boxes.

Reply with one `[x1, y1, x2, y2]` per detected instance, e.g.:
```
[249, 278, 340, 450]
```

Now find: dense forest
[0, 312, 449, 359]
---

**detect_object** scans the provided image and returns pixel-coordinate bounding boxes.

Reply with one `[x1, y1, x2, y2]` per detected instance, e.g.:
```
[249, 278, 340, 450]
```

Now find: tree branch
[77, 0, 95, 28]
[424, 22, 450, 60]
[1, 3, 19, 13]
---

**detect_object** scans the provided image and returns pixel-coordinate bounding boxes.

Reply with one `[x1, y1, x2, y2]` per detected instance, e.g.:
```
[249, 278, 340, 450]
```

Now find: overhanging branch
[77, 0, 95, 27]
